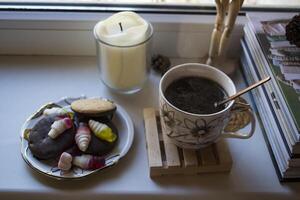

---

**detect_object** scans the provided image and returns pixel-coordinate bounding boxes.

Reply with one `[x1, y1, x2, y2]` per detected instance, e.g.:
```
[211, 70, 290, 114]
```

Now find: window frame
[0, 2, 298, 58]
[0, 2, 299, 14]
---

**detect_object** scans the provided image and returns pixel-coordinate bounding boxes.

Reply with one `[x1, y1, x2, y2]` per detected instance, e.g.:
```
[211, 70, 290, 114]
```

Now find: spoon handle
[218, 76, 271, 106]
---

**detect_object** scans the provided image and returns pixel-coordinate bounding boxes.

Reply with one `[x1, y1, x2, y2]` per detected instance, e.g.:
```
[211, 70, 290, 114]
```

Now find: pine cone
[151, 54, 171, 75]
[286, 14, 300, 48]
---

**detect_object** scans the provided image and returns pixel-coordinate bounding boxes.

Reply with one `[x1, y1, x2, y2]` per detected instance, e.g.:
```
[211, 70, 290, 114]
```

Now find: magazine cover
[247, 13, 300, 133]
[241, 40, 300, 181]
[243, 31, 299, 156]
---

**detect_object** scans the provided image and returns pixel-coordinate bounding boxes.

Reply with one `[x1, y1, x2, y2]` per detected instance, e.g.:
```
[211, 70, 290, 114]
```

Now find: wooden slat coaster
[143, 108, 232, 177]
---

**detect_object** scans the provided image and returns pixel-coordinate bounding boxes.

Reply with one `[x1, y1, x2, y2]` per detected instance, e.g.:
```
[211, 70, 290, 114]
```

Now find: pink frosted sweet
[58, 152, 73, 171]
[63, 117, 72, 129]
[73, 155, 105, 170]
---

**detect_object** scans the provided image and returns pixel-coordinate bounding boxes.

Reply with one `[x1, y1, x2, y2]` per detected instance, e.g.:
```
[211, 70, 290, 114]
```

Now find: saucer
[20, 96, 134, 180]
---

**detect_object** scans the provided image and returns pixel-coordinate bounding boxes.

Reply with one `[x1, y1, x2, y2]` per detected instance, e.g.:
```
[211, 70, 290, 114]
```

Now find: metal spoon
[214, 76, 271, 108]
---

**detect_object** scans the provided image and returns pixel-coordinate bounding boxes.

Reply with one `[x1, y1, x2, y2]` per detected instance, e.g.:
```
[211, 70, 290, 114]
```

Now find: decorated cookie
[71, 98, 116, 118]
[43, 107, 69, 117]
[58, 152, 73, 171]
[89, 119, 117, 143]
[73, 154, 105, 170]
[48, 117, 73, 139]
[85, 120, 118, 156]
[28, 116, 76, 160]
[75, 122, 91, 152]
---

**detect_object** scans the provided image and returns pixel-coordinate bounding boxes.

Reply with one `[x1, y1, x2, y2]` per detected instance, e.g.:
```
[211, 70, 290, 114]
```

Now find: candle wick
[119, 22, 123, 32]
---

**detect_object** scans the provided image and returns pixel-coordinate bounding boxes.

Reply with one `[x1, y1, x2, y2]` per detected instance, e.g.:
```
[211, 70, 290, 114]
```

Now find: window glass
[0, 0, 299, 9]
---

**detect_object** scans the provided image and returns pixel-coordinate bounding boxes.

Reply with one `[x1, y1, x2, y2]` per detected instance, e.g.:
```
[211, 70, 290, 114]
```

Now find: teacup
[159, 63, 256, 149]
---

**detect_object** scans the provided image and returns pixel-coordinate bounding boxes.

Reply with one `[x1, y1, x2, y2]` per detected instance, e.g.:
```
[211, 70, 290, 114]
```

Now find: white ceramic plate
[20, 96, 134, 180]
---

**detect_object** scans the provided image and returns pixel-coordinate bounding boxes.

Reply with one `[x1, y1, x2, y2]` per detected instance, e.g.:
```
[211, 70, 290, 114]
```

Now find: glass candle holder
[94, 17, 153, 94]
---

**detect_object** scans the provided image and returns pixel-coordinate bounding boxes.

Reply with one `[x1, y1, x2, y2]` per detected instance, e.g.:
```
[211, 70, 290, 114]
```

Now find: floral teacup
[159, 63, 256, 149]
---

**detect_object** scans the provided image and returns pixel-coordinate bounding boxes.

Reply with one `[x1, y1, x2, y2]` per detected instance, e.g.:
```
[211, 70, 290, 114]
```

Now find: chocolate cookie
[28, 115, 76, 160]
[71, 98, 116, 118]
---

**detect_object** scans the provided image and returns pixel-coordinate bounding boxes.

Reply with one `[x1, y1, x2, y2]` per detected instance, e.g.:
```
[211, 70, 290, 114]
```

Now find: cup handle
[221, 99, 256, 139]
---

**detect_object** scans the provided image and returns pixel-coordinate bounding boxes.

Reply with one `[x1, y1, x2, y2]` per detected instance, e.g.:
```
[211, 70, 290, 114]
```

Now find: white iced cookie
[48, 117, 72, 139]
[43, 107, 68, 116]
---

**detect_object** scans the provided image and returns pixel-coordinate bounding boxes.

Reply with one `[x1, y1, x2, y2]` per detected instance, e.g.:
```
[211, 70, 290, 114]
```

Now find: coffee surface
[164, 76, 228, 114]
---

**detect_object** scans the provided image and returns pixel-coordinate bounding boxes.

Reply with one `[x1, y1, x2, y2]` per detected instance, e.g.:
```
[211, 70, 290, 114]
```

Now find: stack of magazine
[241, 13, 300, 181]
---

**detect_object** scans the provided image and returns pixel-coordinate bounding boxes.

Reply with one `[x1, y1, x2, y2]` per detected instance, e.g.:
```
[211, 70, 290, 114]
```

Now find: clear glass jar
[94, 22, 153, 94]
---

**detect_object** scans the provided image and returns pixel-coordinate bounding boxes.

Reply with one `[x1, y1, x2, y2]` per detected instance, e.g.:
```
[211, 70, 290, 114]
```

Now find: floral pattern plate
[20, 96, 134, 180]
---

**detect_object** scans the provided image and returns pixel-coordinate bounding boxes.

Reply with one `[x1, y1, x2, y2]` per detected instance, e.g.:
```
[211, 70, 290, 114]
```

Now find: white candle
[94, 11, 152, 92]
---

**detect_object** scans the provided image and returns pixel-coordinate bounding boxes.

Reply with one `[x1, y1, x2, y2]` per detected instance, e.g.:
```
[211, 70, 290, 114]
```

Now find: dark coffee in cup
[164, 76, 228, 114]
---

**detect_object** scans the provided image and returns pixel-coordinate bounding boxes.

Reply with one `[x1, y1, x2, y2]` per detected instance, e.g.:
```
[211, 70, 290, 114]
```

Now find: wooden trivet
[143, 108, 232, 177]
